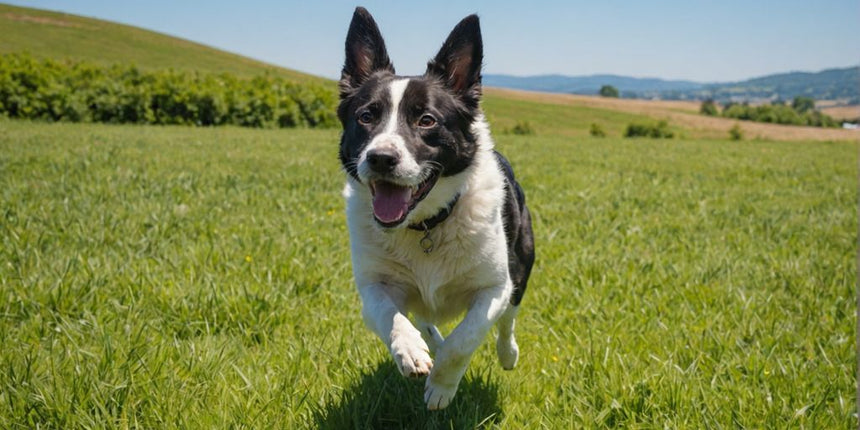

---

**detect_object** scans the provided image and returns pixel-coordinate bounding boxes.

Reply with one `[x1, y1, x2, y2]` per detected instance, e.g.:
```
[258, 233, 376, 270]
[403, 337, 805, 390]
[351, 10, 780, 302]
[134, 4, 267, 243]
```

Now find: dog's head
[338, 7, 483, 228]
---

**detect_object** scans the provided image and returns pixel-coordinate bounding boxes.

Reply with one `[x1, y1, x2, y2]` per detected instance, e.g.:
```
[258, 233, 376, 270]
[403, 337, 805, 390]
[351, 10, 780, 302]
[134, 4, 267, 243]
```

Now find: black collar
[408, 193, 460, 232]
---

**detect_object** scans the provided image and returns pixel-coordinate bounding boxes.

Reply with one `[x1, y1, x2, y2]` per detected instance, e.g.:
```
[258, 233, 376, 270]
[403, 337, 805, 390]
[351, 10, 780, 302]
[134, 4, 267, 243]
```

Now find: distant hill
[485, 66, 860, 104]
[483, 74, 702, 96]
[696, 67, 859, 104]
[0, 3, 327, 83]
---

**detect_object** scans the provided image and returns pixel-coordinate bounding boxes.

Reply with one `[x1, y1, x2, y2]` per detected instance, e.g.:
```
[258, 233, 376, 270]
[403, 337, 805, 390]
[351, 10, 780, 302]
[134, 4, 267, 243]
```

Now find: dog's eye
[418, 114, 437, 128]
[357, 111, 374, 125]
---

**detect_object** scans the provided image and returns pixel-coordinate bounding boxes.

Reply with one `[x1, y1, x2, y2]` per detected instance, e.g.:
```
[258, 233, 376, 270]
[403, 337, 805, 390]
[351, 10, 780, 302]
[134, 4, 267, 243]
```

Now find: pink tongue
[372, 182, 412, 223]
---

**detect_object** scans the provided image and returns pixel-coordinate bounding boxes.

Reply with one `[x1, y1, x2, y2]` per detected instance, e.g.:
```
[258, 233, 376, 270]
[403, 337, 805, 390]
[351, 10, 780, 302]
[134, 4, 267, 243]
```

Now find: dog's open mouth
[370, 171, 440, 227]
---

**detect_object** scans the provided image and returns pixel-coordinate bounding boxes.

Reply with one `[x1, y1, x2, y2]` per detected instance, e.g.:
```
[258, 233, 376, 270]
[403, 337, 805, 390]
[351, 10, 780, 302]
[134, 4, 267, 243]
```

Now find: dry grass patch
[820, 105, 859, 122]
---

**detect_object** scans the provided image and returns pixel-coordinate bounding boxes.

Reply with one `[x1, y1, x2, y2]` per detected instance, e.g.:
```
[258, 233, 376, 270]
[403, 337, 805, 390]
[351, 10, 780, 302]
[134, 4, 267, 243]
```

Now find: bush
[803, 110, 839, 128]
[507, 121, 535, 135]
[624, 120, 674, 138]
[0, 53, 338, 129]
[589, 122, 606, 137]
[599, 85, 619, 98]
[700, 99, 719, 116]
[729, 124, 743, 141]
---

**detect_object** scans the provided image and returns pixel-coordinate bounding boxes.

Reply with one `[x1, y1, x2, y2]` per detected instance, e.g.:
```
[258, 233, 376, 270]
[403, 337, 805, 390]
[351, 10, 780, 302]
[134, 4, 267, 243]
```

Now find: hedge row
[720, 103, 839, 128]
[624, 120, 674, 138]
[701, 98, 839, 128]
[0, 53, 338, 128]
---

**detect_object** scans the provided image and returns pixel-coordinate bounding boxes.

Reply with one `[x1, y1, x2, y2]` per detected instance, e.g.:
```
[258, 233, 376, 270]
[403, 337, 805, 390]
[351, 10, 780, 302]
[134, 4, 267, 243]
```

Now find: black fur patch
[494, 151, 535, 306]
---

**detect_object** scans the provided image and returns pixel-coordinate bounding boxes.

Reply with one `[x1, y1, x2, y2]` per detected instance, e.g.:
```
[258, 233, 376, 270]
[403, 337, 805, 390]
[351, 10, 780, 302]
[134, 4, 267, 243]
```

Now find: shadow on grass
[313, 361, 503, 429]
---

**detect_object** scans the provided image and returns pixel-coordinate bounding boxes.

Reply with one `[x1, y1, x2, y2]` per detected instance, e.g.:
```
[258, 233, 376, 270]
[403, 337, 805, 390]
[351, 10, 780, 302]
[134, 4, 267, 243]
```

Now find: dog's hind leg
[496, 304, 519, 370]
[415, 318, 445, 354]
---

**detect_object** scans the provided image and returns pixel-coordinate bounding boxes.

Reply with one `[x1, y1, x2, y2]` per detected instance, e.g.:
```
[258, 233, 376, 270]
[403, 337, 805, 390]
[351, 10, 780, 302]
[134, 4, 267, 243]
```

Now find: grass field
[1, 3, 857, 427]
[0, 118, 856, 428]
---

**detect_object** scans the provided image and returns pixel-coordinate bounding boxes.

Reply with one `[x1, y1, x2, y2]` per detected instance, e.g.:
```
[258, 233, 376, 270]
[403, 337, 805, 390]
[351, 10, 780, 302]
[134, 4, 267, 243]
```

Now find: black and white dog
[337, 7, 535, 410]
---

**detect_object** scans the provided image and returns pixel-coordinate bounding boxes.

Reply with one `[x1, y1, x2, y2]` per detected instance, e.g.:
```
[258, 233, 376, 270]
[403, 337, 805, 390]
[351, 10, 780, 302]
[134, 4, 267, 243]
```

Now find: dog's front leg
[358, 284, 433, 378]
[424, 283, 511, 410]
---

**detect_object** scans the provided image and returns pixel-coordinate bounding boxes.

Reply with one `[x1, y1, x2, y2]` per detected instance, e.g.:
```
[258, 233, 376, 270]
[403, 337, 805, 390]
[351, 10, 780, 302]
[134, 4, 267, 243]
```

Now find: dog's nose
[366, 148, 400, 173]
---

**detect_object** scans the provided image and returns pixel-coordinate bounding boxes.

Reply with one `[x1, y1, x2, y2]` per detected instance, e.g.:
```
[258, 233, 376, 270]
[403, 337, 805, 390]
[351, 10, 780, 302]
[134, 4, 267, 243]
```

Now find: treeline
[0, 53, 338, 128]
[700, 97, 839, 128]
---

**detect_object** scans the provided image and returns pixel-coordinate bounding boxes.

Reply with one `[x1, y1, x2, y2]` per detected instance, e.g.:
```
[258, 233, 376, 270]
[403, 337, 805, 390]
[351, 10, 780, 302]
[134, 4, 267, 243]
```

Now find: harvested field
[820, 105, 860, 121]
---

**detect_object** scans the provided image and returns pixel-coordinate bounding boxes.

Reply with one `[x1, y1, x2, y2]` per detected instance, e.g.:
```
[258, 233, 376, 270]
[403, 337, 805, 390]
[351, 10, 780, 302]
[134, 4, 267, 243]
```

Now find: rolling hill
[483, 74, 702, 96]
[0, 3, 324, 83]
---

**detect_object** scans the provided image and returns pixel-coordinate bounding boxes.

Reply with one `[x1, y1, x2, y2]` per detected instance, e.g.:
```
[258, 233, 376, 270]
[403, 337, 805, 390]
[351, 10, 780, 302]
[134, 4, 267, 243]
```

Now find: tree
[792, 96, 815, 113]
[599, 85, 619, 98]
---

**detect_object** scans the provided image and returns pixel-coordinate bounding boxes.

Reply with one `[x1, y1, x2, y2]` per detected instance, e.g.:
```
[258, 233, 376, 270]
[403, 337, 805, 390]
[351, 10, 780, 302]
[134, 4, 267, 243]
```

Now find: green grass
[0, 3, 326, 83]
[0, 118, 855, 428]
[483, 94, 652, 138]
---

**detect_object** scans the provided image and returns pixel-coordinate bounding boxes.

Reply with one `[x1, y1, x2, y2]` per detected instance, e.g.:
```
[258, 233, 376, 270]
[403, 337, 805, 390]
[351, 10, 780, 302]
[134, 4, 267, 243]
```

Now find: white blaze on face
[383, 78, 409, 135]
[357, 78, 421, 183]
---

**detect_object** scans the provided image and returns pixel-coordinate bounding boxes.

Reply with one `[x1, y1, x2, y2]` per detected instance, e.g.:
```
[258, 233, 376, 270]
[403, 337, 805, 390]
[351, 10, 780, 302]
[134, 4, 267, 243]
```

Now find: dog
[337, 7, 535, 410]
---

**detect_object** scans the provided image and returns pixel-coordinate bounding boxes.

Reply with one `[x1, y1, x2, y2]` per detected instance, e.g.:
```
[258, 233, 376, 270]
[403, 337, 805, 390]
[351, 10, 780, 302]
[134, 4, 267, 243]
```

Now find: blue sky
[4, 0, 858, 82]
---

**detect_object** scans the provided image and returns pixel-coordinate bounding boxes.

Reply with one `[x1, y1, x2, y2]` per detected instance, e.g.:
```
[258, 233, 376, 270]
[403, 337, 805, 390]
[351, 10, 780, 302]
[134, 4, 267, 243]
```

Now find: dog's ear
[340, 7, 394, 99]
[426, 15, 483, 107]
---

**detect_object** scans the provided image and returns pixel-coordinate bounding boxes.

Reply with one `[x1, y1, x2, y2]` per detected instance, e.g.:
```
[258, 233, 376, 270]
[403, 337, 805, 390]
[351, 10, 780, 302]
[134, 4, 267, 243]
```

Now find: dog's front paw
[424, 379, 458, 410]
[390, 331, 433, 378]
